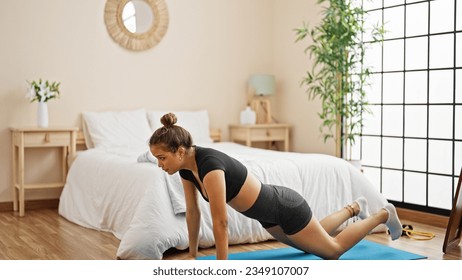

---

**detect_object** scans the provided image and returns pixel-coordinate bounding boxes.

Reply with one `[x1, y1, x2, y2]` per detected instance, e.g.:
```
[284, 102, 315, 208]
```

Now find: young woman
[149, 113, 402, 260]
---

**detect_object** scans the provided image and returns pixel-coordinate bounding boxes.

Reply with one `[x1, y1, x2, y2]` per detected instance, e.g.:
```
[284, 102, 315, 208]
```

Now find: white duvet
[59, 142, 388, 260]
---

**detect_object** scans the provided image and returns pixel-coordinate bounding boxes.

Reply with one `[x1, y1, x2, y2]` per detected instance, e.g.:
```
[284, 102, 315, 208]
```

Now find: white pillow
[137, 150, 157, 164]
[147, 110, 213, 144]
[82, 109, 152, 150]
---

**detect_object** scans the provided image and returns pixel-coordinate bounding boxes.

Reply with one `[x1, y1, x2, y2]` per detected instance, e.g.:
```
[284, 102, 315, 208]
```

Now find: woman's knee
[320, 248, 342, 260]
[304, 241, 343, 260]
[288, 222, 344, 260]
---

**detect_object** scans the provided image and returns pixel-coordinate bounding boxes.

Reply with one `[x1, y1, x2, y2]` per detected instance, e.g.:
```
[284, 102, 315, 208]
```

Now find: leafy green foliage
[26, 79, 61, 103]
[295, 0, 384, 158]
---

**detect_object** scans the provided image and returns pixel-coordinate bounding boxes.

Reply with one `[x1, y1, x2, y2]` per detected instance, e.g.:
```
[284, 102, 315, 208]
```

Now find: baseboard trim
[397, 207, 449, 228]
[0, 199, 59, 212]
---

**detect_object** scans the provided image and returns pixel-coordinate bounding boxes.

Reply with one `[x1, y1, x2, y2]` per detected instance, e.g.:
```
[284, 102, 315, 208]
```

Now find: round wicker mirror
[104, 0, 169, 51]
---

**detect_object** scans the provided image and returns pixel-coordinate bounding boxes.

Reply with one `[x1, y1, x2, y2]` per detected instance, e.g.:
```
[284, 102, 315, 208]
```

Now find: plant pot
[37, 102, 49, 128]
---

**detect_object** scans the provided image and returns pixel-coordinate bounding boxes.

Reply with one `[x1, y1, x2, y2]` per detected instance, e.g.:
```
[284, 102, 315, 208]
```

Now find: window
[356, 0, 461, 215]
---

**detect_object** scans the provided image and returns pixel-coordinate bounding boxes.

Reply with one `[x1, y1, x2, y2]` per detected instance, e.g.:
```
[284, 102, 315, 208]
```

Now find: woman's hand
[182, 179, 201, 260]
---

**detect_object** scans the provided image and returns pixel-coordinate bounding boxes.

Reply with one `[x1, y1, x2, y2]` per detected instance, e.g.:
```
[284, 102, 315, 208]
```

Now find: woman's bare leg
[319, 197, 370, 236]
[288, 209, 388, 259]
[319, 205, 354, 236]
[271, 203, 402, 260]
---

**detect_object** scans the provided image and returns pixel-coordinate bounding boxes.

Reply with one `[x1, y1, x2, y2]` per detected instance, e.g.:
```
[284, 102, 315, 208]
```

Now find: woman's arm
[202, 170, 229, 260]
[182, 178, 201, 259]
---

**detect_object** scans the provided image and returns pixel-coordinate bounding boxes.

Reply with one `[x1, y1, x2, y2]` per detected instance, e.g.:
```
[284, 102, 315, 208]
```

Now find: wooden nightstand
[10, 126, 78, 216]
[229, 123, 291, 151]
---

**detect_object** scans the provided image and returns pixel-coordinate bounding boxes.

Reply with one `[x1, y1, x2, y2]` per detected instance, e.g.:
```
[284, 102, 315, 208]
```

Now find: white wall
[273, 0, 330, 154]
[0, 0, 333, 203]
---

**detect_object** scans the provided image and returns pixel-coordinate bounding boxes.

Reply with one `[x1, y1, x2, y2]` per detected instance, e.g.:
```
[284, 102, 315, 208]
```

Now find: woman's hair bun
[160, 112, 177, 128]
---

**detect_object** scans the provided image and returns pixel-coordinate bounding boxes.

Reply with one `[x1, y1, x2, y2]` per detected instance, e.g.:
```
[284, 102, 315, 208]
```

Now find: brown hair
[149, 113, 193, 152]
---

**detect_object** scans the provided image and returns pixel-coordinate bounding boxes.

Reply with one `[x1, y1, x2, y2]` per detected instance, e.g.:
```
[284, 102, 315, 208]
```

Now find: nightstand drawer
[249, 127, 286, 141]
[22, 132, 72, 146]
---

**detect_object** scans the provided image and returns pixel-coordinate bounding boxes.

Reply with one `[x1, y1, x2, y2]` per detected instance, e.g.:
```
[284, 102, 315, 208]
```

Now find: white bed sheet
[59, 142, 387, 260]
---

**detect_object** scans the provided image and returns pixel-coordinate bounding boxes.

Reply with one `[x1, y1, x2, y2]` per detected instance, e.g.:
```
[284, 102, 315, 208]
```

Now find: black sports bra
[179, 146, 247, 202]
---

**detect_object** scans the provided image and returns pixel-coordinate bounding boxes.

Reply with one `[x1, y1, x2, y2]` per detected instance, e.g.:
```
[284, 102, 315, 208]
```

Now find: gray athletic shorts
[240, 183, 312, 235]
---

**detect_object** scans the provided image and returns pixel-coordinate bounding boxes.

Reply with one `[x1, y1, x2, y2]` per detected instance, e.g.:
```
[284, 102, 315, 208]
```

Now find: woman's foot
[353, 197, 370, 220]
[384, 203, 402, 241]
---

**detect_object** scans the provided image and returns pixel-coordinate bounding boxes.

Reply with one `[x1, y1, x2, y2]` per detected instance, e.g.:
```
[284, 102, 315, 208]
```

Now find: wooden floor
[0, 207, 461, 260]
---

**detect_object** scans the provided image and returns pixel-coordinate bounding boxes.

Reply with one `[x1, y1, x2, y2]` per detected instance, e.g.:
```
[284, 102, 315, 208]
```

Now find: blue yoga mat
[198, 239, 426, 260]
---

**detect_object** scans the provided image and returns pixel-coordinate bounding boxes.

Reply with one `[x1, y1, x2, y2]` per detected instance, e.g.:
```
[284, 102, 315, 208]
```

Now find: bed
[58, 109, 388, 260]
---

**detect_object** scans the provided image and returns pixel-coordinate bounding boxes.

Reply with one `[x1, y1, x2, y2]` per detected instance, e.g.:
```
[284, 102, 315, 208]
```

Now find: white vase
[37, 102, 49, 128]
[240, 106, 256, 125]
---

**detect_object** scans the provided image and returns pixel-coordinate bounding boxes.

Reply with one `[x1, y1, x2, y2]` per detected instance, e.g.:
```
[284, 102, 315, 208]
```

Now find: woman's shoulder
[196, 145, 225, 156]
[196, 146, 229, 162]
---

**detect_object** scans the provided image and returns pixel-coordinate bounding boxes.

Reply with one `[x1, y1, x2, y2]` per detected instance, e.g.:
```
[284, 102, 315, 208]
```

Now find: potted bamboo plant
[295, 0, 384, 163]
